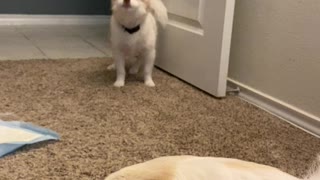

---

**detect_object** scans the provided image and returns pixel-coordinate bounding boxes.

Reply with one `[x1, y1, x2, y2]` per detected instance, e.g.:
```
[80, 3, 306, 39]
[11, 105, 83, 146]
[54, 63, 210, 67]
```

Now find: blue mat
[0, 120, 60, 158]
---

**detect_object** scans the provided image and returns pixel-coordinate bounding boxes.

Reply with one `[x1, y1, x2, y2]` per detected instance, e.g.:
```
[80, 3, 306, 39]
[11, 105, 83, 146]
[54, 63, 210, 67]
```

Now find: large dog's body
[105, 156, 320, 180]
[109, 0, 168, 87]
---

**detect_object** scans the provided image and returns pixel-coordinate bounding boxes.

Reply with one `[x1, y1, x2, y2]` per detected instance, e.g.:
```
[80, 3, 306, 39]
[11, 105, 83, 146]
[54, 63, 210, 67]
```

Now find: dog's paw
[114, 80, 125, 87]
[145, 79, 155, 87]
[107, 63, 115, 71]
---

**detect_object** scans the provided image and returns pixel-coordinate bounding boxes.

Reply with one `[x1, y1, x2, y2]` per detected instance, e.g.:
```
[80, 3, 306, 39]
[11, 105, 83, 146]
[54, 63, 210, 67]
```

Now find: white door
[156, 0, 235, 97]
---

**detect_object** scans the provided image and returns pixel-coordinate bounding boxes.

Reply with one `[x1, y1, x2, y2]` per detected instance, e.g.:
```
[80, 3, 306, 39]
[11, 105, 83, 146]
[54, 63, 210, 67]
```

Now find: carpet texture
[0, 58, 319, 180]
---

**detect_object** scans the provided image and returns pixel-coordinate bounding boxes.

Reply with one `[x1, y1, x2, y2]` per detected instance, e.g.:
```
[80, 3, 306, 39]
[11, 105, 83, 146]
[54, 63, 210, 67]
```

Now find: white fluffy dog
[108, 0, 168, 87]
[105, 156, 320, 180]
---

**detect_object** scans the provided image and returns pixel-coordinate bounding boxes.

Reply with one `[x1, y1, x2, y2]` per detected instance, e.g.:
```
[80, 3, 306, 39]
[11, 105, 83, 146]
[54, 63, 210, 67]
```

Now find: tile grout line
[77, 35, 109, 57]
[14, 26, 49, 59]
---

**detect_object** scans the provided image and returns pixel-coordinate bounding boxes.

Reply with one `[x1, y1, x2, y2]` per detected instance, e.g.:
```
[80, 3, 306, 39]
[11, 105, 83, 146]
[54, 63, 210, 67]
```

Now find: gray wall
[229, 0, 320, 118]
[0, 0, 110, 15]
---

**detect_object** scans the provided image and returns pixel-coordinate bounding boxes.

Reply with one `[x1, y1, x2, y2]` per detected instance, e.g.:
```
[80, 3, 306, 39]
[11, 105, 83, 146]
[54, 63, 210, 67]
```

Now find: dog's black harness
[122, 25, 141, 34]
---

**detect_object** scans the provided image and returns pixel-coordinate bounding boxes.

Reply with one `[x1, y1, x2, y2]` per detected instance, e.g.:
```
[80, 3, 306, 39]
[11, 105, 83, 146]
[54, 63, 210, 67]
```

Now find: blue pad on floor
[0, 119, 59, 158]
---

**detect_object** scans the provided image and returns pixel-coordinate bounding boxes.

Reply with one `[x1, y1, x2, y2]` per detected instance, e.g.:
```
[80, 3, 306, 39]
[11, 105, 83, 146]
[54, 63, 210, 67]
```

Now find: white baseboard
[228, 78, 320, 138]
[0, 14, 110, 25]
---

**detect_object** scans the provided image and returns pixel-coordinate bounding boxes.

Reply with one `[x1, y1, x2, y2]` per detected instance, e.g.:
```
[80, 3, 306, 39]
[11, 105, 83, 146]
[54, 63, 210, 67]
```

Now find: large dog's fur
[105, 156, 320, 180]
[109, 0, 168, 87]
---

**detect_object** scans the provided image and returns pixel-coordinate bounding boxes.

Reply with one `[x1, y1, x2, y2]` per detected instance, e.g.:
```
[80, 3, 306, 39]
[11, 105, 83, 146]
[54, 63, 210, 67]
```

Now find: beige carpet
[0, 58, 319, 180]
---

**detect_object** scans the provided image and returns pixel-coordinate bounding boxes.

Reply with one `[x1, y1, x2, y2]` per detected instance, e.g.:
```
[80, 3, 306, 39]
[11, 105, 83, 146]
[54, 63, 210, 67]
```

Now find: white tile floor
[0, 24, 112, 60]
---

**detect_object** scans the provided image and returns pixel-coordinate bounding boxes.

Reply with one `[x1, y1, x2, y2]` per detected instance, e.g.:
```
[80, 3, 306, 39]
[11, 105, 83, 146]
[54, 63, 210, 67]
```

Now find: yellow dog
[105, 156, 319, 180]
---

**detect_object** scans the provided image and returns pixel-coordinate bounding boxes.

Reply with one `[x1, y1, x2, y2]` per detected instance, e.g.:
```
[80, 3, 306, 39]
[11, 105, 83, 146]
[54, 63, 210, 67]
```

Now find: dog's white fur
[109, 0, 168, 87]
[105, 156, 320, 180]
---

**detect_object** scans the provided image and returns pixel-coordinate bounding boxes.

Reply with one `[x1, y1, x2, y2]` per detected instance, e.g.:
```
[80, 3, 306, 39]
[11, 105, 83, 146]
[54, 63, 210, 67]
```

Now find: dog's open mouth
[123, 0, 131, 8]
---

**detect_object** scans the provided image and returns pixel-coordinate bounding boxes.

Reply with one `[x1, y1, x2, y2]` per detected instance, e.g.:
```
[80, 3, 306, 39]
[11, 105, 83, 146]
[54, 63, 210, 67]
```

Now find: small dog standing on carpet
[108, 0, 168, 87]
[105, 156, 320, 180]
